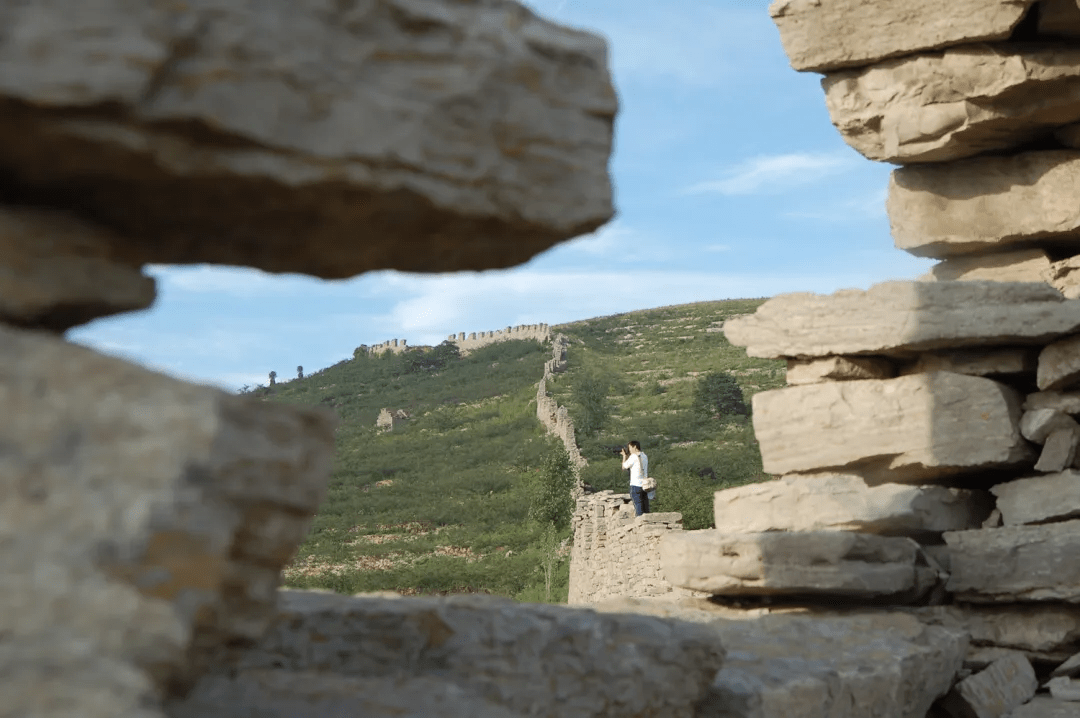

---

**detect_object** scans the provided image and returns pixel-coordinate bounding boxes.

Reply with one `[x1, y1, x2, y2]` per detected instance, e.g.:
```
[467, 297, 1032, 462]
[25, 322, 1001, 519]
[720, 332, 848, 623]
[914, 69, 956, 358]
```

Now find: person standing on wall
[621, 440, 650, 516]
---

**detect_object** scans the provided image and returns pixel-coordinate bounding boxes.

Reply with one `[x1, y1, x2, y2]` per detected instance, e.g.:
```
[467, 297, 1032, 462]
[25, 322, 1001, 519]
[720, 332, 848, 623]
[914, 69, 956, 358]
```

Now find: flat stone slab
[0, 206, 155, 331]
[714, 474, 992, 538]
[0, 0, 616, 279]
[659, 530, 941, 600]
[702, 612, 967, 718]
[0, 326, 337, 715]
[1026, 391, 1080, 414]
[786, 356, 896, 385]
[992, 471, 1080, 526]
[946, 520, 1080, 602]
[1046, 256, 1080, 300]
[1021, 409, 1079, 444]
[768, 0, 1035, 72]
[752, 373, 1031, 483]
[824, 46, 1080, 164]
[231, 590, 725, 718]
[901, 347, 1037, 378]
[724, 281, 1080, 360]
[920, 249, 1052, 283]
[909, 605, 1080, 659]
[890, 151, 1080, 260]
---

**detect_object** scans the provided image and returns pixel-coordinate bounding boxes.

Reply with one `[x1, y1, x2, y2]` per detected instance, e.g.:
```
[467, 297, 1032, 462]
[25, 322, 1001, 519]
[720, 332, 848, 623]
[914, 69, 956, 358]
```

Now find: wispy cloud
[685, 153, 858, 196]
[148, 265, 321, 298]
[785, 188, 888, 222]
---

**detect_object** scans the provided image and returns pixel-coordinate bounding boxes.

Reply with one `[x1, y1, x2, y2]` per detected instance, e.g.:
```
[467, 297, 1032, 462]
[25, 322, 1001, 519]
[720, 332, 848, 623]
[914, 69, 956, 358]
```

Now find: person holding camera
[620, 440, 650, 516]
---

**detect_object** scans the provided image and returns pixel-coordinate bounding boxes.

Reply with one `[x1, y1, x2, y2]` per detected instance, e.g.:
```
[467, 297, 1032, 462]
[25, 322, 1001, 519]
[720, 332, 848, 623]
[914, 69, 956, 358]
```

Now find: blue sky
[68, 0, 934, 390]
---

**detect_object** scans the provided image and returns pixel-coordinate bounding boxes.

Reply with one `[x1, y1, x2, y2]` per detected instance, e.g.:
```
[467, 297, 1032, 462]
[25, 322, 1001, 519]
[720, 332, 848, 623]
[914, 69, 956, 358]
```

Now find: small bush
[528, 447, 577, 528]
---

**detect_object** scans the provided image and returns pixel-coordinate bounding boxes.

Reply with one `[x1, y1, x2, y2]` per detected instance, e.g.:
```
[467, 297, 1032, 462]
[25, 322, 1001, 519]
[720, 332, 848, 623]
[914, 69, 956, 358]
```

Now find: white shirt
[622, 451, 648, 487]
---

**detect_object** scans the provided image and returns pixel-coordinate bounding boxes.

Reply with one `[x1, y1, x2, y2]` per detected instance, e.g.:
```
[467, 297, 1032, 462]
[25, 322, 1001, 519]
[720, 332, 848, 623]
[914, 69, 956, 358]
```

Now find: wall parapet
[567, 491, 699, 605]
[535, 334, 586, 481]
[451, 323, 550, 355]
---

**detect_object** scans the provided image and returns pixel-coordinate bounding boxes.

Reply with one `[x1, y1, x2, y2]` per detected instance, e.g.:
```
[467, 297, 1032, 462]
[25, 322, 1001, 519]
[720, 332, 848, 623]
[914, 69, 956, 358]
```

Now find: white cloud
[685, 153, 858, 196]
[559, 222, 633, 256]
[785, 188, 888, 222]
[148, 264, 321, 298]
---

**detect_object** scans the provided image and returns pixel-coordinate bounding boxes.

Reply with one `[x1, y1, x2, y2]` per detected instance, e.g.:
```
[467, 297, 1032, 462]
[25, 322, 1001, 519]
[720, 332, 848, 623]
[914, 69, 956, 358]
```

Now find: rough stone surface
[1045, 256, 1080, 300]
[1021, 409, 1079, 444]
[1035, 428, 1080, 472]
[229, 590, 725, 718]
[946, 520, 1080, 602]
[901, 348, 1038, 378]
[909, 605, 1080, 658]
[700, 612, 967, 718]
[660, 530, 942, 600]
[824, 47, 1080, 164]
[0, 0, 617, 279]
[941, 653, 1037, 718]
[1049, 676, 1080, 701]
[920, 250, 1052, 284]
[568, 492, 700, 606]
[767, 0, 1033, 73]
[890, 152, 1080, 259]
[0, 325, 337, 715]
[166, 671, 525, 718]
[1040, 335, 1080, 391]
[1026, 391, 1080, 414]
[1010, 696, 1080, 717]
[724, 281, 1080, 360]
[713, 474, 992, 538]
[785, 355, 896, 385]
[0, 206, 155, 331]
[992, 471, 1080, 526]
[752, 373, 1031, 483]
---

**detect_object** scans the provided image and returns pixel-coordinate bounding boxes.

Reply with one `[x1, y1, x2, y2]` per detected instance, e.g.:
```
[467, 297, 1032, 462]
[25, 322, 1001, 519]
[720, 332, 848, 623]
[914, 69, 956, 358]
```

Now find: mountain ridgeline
[253, 298, 785, 602]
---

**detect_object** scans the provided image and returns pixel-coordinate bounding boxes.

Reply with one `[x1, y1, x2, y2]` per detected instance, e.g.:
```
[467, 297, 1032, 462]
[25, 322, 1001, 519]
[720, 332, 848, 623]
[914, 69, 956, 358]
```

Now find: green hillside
[250, 298, 783, 602]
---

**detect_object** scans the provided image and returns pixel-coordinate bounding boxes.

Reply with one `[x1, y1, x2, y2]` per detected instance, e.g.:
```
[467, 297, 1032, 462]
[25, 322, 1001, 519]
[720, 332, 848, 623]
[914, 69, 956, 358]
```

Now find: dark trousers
[631, 486, 650, 516]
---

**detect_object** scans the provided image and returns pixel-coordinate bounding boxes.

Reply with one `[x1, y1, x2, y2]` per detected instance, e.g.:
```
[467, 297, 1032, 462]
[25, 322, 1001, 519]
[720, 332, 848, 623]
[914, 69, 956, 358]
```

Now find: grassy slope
[258, 298, 785, 602]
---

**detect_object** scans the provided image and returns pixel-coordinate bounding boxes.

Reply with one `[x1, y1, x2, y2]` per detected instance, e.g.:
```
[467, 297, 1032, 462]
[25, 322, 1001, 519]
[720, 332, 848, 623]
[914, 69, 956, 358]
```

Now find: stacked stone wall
[534, 334, 587, 479]
[452, 323, 551, 354]
[567, 492, 698, 605]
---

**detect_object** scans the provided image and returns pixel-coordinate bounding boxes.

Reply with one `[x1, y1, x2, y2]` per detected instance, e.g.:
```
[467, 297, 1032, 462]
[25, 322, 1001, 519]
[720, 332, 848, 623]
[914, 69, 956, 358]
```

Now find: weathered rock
[724, 281, 1080, 360]
[901, 348, 1038, 378]
[714, 474, 992, 538]
[1010, 696, 1080, 717]
[786, 355, 896, 385]
[890, 153, 1080, 260]
[824, 47, 1080, 164]
[166, 671, 525, 718]
[700, 612, 967, 718]
[1048, 676, 1080, 702]
[1035, 428, 1080, 472]
[1040, 335, 1080, 391]
[993, 471, 1080, 525]
[0, 326, 337, 715]
[0, 206, 155, 331]
[1041, 0, 1080, 38]
[940, 653, 1037, 718]
[768, 0, 1034, 73]
[232, 590, 725, 718]
[0, 0, 616, 279]
[946, 520, 1080, 602]
[659, 530, 941, 600]
[1021, 409, 1080, 444]
[1045, 256, 1080, 299]
[920, 250, 1052, 284]
[1026, 391, 1080, 414]
[909, 604, 1080, 658]
[752, 373, 1031, 483]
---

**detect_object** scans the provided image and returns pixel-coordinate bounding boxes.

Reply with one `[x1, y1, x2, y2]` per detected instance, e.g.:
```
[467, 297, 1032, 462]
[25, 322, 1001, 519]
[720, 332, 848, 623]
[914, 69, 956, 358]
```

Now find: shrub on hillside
[692, 371, 749, 421]
[571, 371, 611, 436]
[528, 447, 576, 529]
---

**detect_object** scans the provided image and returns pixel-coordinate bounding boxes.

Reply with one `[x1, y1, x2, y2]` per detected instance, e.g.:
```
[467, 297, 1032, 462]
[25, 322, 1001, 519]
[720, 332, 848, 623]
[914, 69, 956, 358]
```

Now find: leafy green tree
[528, 447, 576, 529]
[403, 340, 462, 374]
[692, 371, 749, 421]
[571, 371, 611, 436]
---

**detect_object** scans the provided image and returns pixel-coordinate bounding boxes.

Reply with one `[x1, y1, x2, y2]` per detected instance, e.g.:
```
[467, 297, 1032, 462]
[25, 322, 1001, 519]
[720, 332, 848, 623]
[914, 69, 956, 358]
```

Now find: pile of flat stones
[655, 1, 1080, 716]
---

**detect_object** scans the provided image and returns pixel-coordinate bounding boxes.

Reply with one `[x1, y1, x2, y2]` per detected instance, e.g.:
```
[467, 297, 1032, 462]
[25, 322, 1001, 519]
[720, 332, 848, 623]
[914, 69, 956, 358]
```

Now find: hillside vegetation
[252, 298, 783, 603]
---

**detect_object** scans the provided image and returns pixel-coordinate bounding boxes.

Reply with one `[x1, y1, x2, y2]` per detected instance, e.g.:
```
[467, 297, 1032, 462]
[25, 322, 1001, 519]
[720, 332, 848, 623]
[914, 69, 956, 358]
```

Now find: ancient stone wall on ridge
[535, 333, 588, 478]
[567, 492, 698, 605]
[365, 323, 549, 357]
